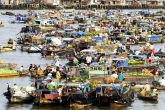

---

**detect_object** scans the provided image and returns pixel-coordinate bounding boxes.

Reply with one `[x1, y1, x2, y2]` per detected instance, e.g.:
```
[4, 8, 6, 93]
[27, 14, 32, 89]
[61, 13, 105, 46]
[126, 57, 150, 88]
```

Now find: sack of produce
[104, 76, 115, 84]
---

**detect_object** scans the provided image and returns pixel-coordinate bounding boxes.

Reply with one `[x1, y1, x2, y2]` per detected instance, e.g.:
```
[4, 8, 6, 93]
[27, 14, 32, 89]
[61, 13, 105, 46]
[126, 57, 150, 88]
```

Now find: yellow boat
[0, 71, 29, 78]
[0, 24, 4, 27]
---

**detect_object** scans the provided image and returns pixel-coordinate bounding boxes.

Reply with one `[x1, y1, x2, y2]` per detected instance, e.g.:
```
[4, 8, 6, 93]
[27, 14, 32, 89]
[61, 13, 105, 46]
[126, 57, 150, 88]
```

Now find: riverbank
[0, 4, 165, 10]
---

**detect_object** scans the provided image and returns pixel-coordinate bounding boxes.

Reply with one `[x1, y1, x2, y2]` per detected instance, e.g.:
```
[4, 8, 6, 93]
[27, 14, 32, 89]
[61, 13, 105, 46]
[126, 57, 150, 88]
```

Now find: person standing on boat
[145, 56, 151, 64]
[56, 68, 61, 83]
[86, 54, 92, 66]
[29, 64, 33, 74]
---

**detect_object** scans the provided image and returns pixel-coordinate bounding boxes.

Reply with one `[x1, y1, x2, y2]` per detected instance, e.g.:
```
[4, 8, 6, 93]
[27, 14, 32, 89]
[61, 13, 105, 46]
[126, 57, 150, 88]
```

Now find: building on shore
[0, 0, 165, 9]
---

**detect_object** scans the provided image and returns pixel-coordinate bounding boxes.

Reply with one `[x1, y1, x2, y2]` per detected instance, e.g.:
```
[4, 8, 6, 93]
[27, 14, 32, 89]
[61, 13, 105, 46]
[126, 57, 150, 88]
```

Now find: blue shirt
[108, 70, 112, 75]
[118, 73, 124, 81]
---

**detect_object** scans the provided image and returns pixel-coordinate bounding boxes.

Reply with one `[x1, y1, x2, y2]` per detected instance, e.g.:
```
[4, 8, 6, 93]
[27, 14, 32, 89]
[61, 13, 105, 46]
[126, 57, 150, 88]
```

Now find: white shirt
[146, 43, 150, 47]
[20, 67, 24, 72]
[58, 86, 63, 96]
[135, 50, 140, 55]
[13, 85, 20, 92]
[86, 56, 92, 63]
[111, 74, 118, 79]
[55, 60, 60, 67]
[160, 79, 165, 86]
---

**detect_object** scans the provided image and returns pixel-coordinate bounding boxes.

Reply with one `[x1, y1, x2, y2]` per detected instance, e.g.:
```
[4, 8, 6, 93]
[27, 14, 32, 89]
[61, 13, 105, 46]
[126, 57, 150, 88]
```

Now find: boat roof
[63, 38, 75, 41]
[98, 84, 121, 87]
[58, 82, 89, 87]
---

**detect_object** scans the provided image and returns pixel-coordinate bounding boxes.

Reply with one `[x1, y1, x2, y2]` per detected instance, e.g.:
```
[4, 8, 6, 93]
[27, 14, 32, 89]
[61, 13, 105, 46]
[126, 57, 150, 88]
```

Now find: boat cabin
[34, 79, 60, 104]
[94, 83, 133, 105]
[59, 82, 96, 107]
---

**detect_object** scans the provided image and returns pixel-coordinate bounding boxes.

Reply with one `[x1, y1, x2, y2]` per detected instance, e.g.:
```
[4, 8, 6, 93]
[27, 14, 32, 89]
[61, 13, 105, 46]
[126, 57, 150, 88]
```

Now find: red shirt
[68, 57, 74, 61]
[151, 69, 156, 76]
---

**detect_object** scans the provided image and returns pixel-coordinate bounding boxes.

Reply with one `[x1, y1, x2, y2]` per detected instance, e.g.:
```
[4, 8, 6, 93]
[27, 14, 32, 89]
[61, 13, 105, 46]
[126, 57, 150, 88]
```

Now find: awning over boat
[63, 38, 75, 41]
[72, 31, 86, 35]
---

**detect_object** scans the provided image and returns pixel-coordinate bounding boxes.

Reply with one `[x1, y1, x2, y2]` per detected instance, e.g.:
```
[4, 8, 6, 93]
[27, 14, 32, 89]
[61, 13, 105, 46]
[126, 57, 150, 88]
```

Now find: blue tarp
[150, 37, 158, 41]
[91, 62, 99, 66]
[72, 31, 86, 35]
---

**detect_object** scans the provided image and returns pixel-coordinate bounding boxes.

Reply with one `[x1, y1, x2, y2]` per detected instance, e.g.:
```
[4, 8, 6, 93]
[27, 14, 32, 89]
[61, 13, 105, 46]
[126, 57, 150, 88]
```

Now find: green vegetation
[84, 32, 100, 36]
[70, 76, 78, 81]
[82, 75, 88, 81]
[127, 60, 144, 65]
[0, 68, 17, 74]
[129, 72, 153, 76]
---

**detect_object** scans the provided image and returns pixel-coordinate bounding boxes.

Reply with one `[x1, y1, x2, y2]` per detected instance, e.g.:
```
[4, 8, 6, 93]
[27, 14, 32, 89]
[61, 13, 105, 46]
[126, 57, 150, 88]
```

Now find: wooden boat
[34, 89, 60, 105]
[27, 46, 42, 53]
[86, 65, 134, 105]
[154, 52, 165, 57]
[59, 82, 96, 107]
[17, 33, 45, 45]
[41, 48, 74, 57]
[0, 23, 4, 27]
[119, 64, 159, 73]
[0, 70, 29, 78]
[94, 84, 134, 105]
[0, 48, 15, 53]
[1, 12, 15, 15]
[137, 91, 158, 101]
[155, 86, 165, 90]
[3, 84, 36, 103]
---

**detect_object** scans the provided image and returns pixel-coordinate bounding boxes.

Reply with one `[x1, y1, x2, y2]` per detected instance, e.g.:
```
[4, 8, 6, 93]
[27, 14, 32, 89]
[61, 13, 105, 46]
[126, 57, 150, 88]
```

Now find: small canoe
[137, 92, 158, 101]
[155, 86, 165, 90]
[0, 24, 4, 27]
[0, 48, 15, 53]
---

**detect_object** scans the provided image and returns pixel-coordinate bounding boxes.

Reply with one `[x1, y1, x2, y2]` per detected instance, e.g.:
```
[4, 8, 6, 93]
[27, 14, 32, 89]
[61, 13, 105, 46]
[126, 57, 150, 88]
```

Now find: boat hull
[0, 71, 28, 78]
[137, 94, 158, 101]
